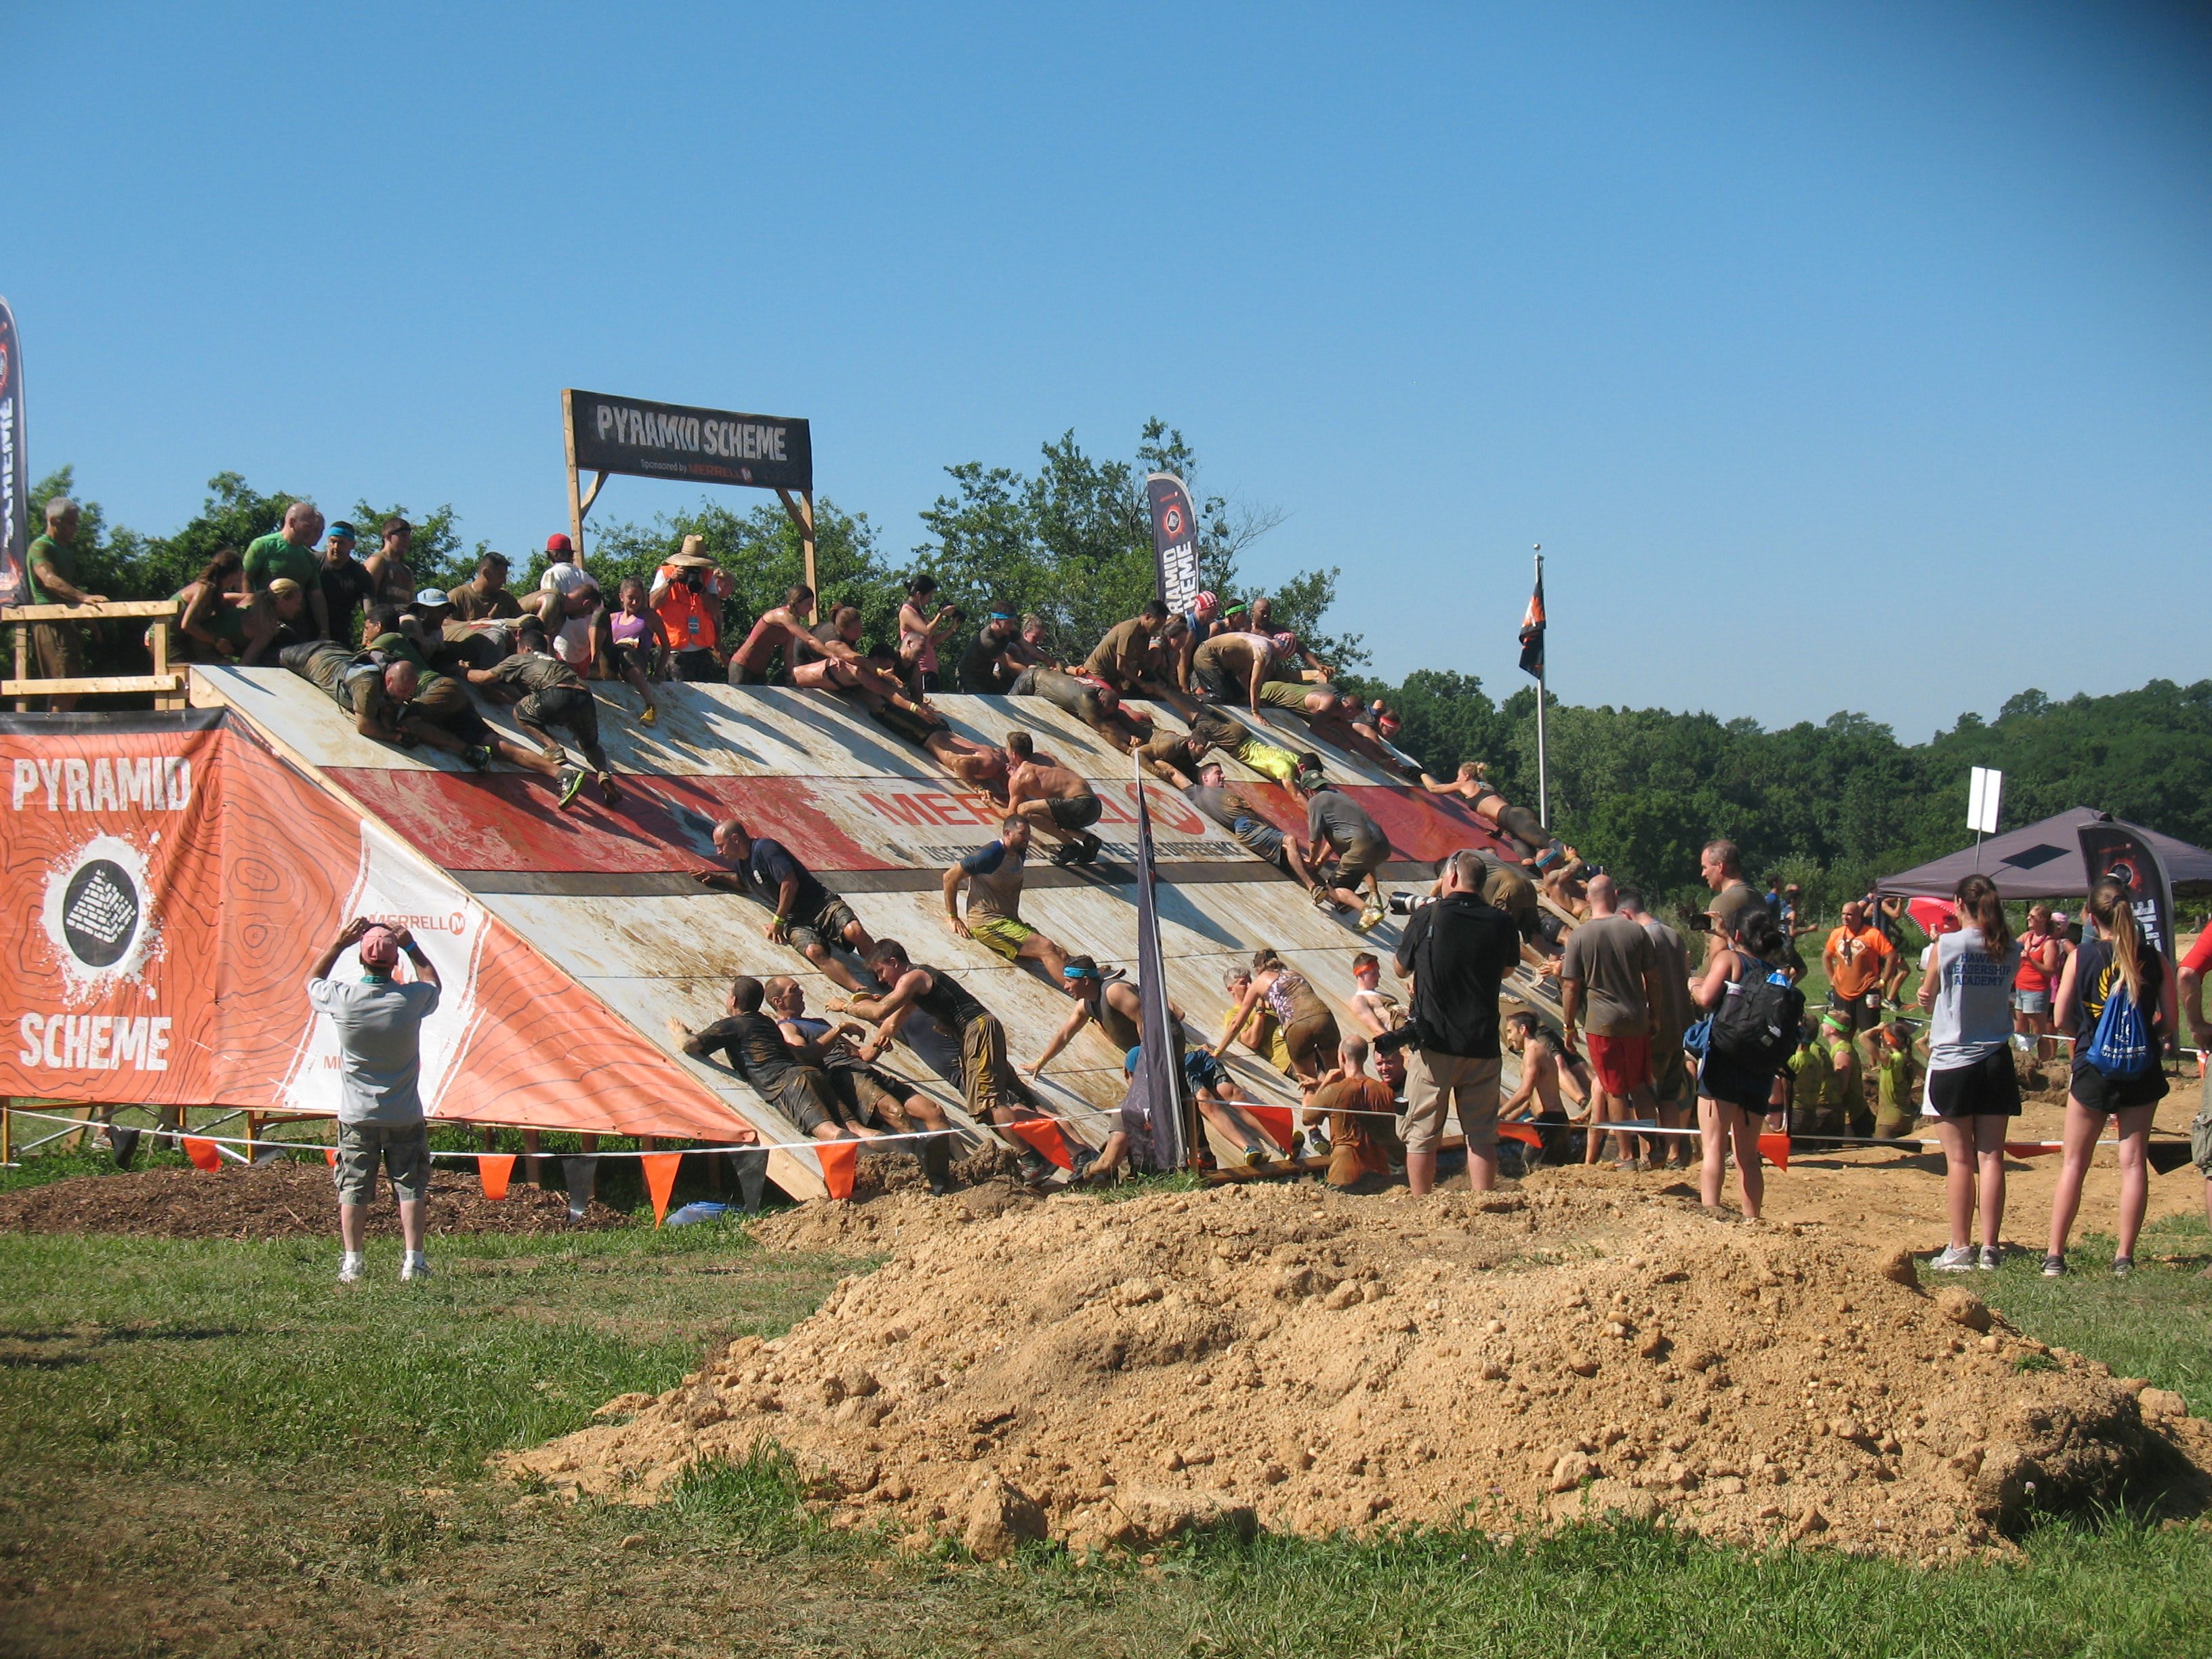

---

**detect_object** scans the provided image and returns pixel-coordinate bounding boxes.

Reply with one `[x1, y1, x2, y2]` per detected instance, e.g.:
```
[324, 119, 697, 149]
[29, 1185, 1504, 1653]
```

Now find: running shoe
[2041, 1254, 2067, 1278]
[399, 1253, 431, 1283]
[598, 773, 621, 806]
[1067, 1145, 1098, 1183]
[1048, 840, 1081, 867]
[1929, 1244, 1976, 1273]
[337, 1254, 365, 1285]
[640, 703, 658, 726]
[464, 744, 493, 773]
[2112, 1256, 2133, 1279]
[1244, 1145, 1269, 1168]
[1309, 886, 1334, 910]
[1076, 833, 1104, 865]
[1978, 1244, 2001, 1271]
[1355, 905, 1385, 932]
[556, 768, 587, 808]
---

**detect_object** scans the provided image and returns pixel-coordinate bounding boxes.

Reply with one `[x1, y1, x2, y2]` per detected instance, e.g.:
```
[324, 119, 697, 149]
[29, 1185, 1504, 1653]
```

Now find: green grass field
[1, 1164, 2208, 1657]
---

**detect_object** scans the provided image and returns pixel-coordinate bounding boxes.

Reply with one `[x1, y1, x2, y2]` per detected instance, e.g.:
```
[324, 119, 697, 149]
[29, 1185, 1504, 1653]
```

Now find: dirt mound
[506, 1184, 2211, 1561]
[752, 1147, 1044, 1256]
[0, 1160, 627, 1239]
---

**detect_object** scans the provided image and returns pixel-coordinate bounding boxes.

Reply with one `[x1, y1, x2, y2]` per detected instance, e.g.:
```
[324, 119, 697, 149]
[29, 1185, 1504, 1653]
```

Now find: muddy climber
[697, 819, 880, 994]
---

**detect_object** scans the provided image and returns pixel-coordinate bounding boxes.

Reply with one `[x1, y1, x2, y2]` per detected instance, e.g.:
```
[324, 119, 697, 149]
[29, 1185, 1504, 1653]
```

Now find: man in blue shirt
[698, 818, 878, 992]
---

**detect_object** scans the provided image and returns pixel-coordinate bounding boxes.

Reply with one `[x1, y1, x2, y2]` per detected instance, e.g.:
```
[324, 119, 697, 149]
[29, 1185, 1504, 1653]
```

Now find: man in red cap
[307, 918, 443, 1284]
[539, 533, 592, 602]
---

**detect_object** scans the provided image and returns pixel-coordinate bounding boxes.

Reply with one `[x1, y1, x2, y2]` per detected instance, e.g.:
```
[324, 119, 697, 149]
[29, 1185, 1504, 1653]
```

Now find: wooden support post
[562, 390, 586, 562]
[11, 627, 24, 714]
[2, 1099, 13, 1165]
[777, 489, 818, 621]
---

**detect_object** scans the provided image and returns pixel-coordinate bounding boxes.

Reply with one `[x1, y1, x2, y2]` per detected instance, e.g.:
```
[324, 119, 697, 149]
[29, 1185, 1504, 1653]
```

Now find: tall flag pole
[1519, 545, 1548, 827]
[1144, 474, 1201, 617]
[1128, 752, 1190, 1170]
[0, 298, 26, 609]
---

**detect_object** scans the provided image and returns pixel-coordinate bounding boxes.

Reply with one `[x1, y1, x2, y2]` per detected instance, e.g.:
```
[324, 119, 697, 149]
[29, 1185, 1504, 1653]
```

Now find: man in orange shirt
[649, 541, 733, 680]
[1823, 899, 1896, 1047]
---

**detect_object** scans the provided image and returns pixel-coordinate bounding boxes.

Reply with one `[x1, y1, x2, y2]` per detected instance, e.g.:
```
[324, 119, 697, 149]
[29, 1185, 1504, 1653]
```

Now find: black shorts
[1828, 989, 1883, 1033]
[1698, 1052, 1777, 1115]
[2068, 1062, 2169, 1116]
[609, 642, 655, 679]
[1926, 1046, 2022, 1120]
[1050, 794, 1102, 832]
[1192, 659, 1234, 702]
[775, 1068, 845, 1136]
[674, 648, 720, 682]
[516, 684, 600, 750]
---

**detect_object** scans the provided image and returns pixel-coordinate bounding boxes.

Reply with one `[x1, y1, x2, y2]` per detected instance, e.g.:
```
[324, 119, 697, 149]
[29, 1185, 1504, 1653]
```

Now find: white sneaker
[1929, 1244, 1976, 1273]
[1978, 1244, 2001, 1271]
[399, 1252, 430, 1282]
[337, 1252, 366, 1284]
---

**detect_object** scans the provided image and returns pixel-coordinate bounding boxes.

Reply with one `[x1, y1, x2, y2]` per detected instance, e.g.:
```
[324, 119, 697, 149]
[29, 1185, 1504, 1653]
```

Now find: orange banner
[1244, 1103, 1296, 1151]
[1759, 1133, 1790, 1171]
[0, 714, 754, 1144]
[1005, 1115, 1073, 1170]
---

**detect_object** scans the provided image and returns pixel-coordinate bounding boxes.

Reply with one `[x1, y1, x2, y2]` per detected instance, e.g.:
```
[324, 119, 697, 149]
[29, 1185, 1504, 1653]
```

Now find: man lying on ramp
[698, 817, 880, 994]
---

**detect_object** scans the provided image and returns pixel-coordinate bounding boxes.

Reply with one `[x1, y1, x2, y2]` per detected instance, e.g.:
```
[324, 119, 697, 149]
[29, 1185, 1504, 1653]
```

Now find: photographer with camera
[1389, 849, 1523, 1196]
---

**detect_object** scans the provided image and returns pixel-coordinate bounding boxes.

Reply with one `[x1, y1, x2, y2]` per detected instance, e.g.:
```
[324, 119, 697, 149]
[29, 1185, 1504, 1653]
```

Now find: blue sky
[5, 1, 2207, 739]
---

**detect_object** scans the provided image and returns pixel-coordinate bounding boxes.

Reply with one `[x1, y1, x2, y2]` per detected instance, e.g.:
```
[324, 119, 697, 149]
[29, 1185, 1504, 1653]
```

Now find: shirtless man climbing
[724, 585, 817, 684]
[1004, 729, 1104, 866]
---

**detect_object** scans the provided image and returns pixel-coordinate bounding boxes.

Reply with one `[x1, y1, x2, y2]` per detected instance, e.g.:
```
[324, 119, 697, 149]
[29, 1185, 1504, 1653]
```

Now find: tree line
[28, 426, 2212, 926]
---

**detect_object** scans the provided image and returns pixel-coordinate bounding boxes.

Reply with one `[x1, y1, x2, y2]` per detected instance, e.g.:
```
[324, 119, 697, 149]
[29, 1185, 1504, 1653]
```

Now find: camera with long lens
[1386, 890, 1431, 917]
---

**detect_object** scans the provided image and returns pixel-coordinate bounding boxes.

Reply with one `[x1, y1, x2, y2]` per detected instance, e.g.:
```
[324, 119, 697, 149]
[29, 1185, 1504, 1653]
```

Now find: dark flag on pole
[1517, 568, 1546, 679]
[1122, 755, 1189, 1171]
[1144, 473, 1202, 619]
[0, 298, 26, 609]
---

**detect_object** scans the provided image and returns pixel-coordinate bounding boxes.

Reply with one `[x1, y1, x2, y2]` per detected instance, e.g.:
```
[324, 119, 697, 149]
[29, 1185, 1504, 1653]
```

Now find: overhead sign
[564, 389, 812, 493]
[0, 298, 26, 609]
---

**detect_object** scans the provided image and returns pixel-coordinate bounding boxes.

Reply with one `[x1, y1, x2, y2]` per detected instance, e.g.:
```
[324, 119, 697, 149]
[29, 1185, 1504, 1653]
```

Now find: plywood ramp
[188, 668, 1528, 1199]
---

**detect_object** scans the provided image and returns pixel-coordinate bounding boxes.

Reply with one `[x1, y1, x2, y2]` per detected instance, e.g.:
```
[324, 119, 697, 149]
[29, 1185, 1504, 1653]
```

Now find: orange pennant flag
[1498, 1122, 1544, 1148]
[642, 1152, 682, 1226]
[479, 1153, 516, 1201]
[1757, 1133, 1790, 1172]
[1245, 1103, 1296, 1152]
[183, 1136, 221, 1172]
[325, 1148, 337, 1168]
[2005, 1141, 2060, 1159]
[816, 1137, 859, 1200]
[1004, 1114, 1073, 1170]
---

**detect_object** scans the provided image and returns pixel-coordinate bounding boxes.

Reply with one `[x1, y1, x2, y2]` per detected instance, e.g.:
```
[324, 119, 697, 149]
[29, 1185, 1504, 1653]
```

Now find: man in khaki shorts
[306, 918, 442, 1284]
[1391, 850, 1521, 1195]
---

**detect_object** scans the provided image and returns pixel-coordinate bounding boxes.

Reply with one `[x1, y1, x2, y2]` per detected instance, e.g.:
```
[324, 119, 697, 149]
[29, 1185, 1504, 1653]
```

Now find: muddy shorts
[1828, 989, 1885, 1035]
[786, 895, 859, 957]
[609, 642, 657, 680]
[516, 682, 600, 750]
[333, 1120, 431, 1205]
[828, 1063, 905, 1126]
[968, 916, 1038, 963]
[1281, 1010, 1342, 1076]
[1650, 1041, 1692, 1107]
[24, 620, 86, 682]
[1049, 794, 1102, 832]
[673, 648, 720, 681]
[777, 1068, 845, 1136]
[1332, 837, 1389, 887]
[1399, 1050, 1500, 1156]
[405, 674, 493, 745]
[955, 1012, 1029, 1121]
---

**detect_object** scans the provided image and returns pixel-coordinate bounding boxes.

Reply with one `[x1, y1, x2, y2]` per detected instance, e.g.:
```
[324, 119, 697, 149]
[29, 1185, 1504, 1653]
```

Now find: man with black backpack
[1390, 850, 1522, 1196]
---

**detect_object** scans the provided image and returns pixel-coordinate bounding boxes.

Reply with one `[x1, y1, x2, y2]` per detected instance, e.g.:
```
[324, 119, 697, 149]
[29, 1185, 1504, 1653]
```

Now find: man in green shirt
[20, 496, 107, 710]
[243, 501, 331, 640]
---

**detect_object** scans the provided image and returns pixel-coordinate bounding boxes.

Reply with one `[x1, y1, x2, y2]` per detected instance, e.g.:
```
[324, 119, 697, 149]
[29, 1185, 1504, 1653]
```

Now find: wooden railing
[3, 599, 185, 711]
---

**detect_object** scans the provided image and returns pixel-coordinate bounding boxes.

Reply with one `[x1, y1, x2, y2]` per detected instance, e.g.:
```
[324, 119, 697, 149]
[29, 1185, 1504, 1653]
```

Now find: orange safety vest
[653, 567, 722, 653]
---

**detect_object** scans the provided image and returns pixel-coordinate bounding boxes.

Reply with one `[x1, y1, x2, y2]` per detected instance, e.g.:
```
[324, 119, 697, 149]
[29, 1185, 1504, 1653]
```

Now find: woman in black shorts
[1689, 905, 1790, 1220]
[2045, 876, 2177, 1277]
[1916, 873, 2023, 1273]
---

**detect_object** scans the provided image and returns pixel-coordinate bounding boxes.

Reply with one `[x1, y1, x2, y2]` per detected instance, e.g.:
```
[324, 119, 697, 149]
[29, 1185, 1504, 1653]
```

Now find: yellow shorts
[968, 916, 1038, 963]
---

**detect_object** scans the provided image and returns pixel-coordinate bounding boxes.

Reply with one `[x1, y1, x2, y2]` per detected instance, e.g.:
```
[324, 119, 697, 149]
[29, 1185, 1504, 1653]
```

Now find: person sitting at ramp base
[672, 977, 882, 1149]
[698, 817, 880, 995]
[308, 918, 441, 1285]
[942, 817, 1071, 979]
[766, 975, 956, 1193]
[466, 619, 617, 808]
[831, 940, 1082, 1185]
[1004, 729, 1103, 866]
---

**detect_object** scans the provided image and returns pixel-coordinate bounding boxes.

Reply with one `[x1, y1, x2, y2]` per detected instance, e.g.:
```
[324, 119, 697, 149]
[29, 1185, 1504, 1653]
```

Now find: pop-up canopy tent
[1878, 807, 2212, 901]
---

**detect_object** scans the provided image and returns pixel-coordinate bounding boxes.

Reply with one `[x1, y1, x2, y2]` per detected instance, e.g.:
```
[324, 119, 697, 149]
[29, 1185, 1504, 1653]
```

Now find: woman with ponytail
[1915, 874, 2023, 1271]
[1688, 902, 1793, 1221]
[2045, 876, 2177, 1277]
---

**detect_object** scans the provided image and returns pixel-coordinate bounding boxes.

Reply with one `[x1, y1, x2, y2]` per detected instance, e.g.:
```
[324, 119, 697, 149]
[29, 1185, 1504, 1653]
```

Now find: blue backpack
[2083, 973, 2153, 1079]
